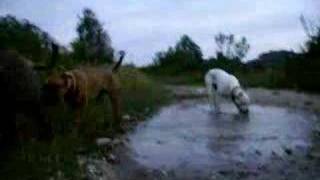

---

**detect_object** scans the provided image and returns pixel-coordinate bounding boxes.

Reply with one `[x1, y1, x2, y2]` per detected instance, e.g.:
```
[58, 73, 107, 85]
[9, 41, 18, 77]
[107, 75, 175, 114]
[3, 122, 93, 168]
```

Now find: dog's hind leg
[96, 89, 108, 103]
[213, 92, 221, 113]
[108, 90, 122, 130]
[205, 73, 220, 112]
[205, 74, 214, 110]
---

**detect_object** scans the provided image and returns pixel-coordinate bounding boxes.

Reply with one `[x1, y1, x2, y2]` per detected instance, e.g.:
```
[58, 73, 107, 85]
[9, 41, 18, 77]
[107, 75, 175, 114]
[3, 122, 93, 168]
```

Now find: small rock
[255, 150, 262, 156]
[156, 140, 164, 145]
[284, 148, 293, 155]
[210, 173, 219, 180]
[87, 164, 97, 175]
[122, 114, 131, 121]
[272, 91, 280, 95]
[304, 100, 313, 106]
[77, 156, 86, 166]
[237, 170, 251, 178]
[76, 147, 87, 154]
[218, 170, 230, 176]
[257, 164, 267, 171]
[299, 165, 309, 172]
[57, 170, 63, 179]
[306, 152, 315, 160]
[106, 153, 118, 164]
[96, 138, 112, 146]
[112, 138, 122, 145]
[160, 169, 168, 177]
[312, 129, 320, 137]
[306, 151, 320, 159]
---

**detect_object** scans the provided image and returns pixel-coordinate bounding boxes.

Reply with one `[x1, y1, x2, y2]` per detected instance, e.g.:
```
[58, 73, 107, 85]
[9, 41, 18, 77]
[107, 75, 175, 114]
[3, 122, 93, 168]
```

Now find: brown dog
[44, 52, 125, 129]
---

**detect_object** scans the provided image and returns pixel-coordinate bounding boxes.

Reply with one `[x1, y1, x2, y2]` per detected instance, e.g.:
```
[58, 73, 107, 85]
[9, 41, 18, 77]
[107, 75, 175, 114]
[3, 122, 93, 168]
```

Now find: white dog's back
[205, 68, 240, 96]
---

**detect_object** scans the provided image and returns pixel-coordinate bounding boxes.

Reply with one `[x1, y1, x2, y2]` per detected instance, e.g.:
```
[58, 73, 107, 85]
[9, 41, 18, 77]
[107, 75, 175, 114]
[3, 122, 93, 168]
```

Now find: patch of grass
[145, 70, 204, 86]
[1, 67, 170, 180]
[235, 69, 287, 89]
[119, 67, 171, 116]
[0, 136, 83, 180]
[145, 68, 289, 90]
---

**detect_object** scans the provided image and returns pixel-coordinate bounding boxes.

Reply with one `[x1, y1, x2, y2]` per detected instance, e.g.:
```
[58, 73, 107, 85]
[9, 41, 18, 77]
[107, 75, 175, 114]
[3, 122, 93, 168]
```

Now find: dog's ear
[61, 72, 75, 90]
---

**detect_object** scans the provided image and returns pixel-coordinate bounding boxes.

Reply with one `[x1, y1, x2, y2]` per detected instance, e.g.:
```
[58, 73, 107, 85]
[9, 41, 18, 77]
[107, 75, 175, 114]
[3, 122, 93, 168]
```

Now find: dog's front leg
[109, 90, 122, 130]
[207, 88, 215, 111]
[213, 92, 221, 113]
[206, 80, 216, 112]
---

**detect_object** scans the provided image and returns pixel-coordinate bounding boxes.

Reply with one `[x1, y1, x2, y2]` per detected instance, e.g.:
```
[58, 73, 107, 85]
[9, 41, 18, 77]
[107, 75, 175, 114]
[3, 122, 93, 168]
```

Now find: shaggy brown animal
[43, 51, 125, 129]
[0, 49, 53, 149]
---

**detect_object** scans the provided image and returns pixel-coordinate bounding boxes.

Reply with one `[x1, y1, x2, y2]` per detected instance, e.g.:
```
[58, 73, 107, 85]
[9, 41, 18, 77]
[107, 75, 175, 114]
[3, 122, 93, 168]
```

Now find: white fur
[205, 68, 250, 113]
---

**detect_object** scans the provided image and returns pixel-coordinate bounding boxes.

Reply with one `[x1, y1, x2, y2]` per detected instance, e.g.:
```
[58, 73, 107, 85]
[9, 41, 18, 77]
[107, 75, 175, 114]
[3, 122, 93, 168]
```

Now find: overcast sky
[0, 0, 319, 66]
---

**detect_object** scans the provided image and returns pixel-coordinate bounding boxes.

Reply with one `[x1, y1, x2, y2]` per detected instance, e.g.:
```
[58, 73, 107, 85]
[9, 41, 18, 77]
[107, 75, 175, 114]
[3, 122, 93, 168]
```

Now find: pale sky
[0, 0, 319, 66]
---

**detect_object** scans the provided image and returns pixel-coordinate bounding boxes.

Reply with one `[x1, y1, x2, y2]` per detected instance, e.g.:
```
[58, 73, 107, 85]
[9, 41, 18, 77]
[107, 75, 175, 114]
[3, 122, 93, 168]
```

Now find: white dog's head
[231, 87, 250, 114]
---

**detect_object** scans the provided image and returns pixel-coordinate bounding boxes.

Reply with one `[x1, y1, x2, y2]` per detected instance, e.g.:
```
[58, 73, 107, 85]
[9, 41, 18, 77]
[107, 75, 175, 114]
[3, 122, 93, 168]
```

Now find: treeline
[1, 9, 319, 92]
[145, 17, 320, 92]
[147, 33, 249, 74]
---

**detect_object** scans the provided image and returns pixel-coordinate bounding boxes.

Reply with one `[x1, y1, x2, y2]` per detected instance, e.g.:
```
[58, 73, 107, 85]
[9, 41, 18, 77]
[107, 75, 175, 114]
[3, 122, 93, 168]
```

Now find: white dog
[205, 68, 250, 114]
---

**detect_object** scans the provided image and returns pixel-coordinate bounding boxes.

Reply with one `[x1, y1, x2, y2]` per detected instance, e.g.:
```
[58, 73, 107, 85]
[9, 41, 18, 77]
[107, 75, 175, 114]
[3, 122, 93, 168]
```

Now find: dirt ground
[90, 86, 320, 180]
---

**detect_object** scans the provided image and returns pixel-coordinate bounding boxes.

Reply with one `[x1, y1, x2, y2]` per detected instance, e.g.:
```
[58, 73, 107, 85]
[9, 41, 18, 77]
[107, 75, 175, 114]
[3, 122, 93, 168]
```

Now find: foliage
[71, 8, 114, 64]
[214, 33, 250, 61]
[283, 16, 320, 92]
[152, 35, 203, 73]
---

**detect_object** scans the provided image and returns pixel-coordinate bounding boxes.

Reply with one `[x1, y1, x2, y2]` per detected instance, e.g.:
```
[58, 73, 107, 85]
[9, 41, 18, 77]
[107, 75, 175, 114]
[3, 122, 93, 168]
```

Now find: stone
[96, 138, 112, 146]
[122, 114, 131, 121]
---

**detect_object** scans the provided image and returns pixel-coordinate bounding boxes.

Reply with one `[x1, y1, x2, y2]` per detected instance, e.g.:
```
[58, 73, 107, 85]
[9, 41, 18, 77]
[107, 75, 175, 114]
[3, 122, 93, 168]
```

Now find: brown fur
[45, 58, 124, 129]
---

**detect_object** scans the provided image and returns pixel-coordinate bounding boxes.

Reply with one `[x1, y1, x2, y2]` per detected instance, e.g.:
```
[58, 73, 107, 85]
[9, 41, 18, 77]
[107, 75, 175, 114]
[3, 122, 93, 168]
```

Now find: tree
[152, 35, 203, 71]
[284, 16, 320, 91]
[214, 33, 250, 61]
[175, 35, 203, 61]
[71, 8, 114, 64]
[234, 37, 250, 60]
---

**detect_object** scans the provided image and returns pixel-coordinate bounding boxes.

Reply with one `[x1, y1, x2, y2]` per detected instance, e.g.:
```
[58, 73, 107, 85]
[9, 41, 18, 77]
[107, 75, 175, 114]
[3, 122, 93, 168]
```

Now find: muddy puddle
[115, 100, 320, 180]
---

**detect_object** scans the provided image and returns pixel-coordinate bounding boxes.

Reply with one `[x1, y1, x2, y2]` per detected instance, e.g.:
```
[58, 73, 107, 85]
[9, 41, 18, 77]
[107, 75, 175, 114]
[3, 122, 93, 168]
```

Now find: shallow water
[117, 100, 319, 179]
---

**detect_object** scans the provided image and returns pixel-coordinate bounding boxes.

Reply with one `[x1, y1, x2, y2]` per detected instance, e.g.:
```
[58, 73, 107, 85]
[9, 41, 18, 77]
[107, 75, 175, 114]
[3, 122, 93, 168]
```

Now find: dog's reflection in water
[209, 109, 250, 122]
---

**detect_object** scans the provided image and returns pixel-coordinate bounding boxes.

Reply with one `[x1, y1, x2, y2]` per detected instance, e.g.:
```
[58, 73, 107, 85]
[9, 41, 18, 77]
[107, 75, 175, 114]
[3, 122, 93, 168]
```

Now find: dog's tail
[112, 50, 126, 72]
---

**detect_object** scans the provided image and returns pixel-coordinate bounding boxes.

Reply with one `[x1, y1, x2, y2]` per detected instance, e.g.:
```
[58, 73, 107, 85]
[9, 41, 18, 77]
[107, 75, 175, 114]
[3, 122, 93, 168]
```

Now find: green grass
[235, 69, 287, 89]
[0, 67, 170, 180]
[145, 68, 289, 89]
[144, 69, 204, 86]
